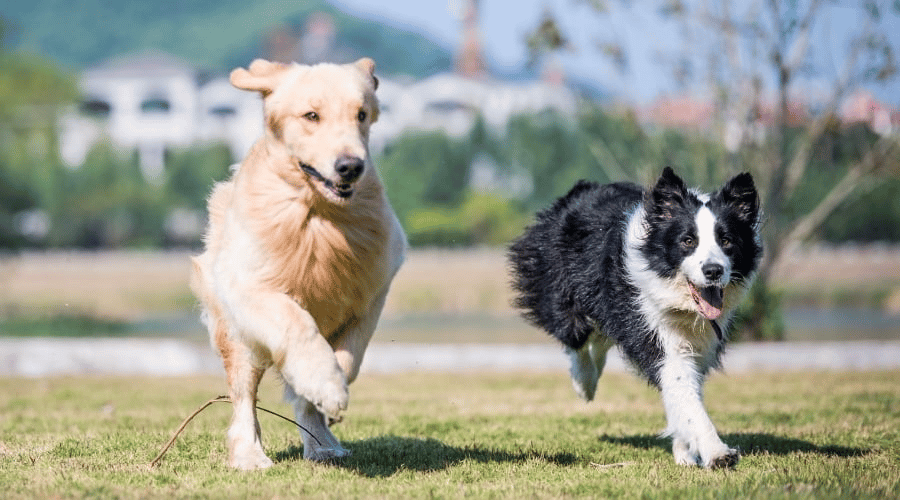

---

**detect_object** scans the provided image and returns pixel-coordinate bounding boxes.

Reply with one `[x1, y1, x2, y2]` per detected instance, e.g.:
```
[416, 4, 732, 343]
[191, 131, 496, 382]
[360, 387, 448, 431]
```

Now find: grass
[0, 311, 128, 337]
[2, 370, 898, 499]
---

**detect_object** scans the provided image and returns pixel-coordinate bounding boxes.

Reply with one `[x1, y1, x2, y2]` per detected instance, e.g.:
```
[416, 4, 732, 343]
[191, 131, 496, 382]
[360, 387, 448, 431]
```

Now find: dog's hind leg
[284, 387, 351, 461]
[567, 330, 615, 401]
[218, 334, 272, 470]
[193, 262, 273, 470]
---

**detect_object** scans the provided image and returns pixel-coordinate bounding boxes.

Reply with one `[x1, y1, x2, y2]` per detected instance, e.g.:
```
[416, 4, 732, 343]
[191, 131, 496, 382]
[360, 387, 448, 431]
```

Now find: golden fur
[190, 58, 405, 470]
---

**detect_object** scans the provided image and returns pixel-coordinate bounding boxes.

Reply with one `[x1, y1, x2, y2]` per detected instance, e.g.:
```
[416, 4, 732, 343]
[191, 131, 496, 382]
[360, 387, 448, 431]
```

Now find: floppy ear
[646, 167, 689, 220]
[229, 59, 289, 96]
[720, 172, 759, 224]
[354, 57, 379, 90]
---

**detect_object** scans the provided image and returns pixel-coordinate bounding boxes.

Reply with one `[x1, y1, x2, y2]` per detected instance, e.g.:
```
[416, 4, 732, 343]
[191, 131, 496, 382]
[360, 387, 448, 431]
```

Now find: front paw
[312, 379, 349, 421]
[704, 447, 740, 469]
[672, 438, 699, 466]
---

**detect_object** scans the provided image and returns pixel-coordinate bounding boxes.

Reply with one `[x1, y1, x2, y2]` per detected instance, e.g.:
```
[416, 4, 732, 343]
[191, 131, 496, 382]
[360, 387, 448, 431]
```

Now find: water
[784, 307, 900, 342]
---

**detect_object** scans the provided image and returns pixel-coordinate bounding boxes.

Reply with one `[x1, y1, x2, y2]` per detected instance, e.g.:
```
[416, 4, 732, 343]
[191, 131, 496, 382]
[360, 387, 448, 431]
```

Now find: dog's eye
[357, 109, 367, 123]
[719, 236, 732, 249]
[681, 235, 696, 248]
[303, 111, 320, 123]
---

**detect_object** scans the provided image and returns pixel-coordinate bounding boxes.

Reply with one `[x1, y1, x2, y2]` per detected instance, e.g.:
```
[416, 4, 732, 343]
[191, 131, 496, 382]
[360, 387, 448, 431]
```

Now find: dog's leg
[219, 336, 272, 470]
[657, 344, 739, 468]
[284, 386, 350, 461]
[197, 271, 274, 470]
[332, 286, 389, 384]
[280, 286, 390, 462]
[566, 330, 615, 401]
[231, 290, 349, 423]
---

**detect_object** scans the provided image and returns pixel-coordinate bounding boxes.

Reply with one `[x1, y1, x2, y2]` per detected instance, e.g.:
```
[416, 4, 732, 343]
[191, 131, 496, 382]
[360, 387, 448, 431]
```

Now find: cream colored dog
[190, 58, 406, 470]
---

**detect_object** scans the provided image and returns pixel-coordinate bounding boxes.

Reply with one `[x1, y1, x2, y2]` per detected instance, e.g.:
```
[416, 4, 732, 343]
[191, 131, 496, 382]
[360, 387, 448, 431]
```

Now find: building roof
[83, 50, 196, 79]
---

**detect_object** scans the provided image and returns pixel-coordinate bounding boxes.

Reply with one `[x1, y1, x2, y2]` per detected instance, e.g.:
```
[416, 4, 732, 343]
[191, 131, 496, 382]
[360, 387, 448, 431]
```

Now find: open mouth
[688, 281, 724, 320]
[300, 163, 354, 199]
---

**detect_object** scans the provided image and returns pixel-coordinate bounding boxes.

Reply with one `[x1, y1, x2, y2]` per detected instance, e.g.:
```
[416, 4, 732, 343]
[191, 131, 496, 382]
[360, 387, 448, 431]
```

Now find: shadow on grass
[599, 433, 869, 458]
[274, 436, 578, 477]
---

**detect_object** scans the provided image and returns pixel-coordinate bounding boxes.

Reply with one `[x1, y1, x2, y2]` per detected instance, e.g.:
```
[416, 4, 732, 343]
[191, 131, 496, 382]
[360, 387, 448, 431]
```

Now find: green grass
[1, 370, 899, 499]
[0, 312, 128, 337]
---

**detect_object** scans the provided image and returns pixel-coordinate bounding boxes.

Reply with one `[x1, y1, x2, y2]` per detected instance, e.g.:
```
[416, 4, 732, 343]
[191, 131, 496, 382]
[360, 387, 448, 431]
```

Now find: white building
[372, 72, 577, 152]
[59, 51, 577, 180]
[58, 51, 262, 181]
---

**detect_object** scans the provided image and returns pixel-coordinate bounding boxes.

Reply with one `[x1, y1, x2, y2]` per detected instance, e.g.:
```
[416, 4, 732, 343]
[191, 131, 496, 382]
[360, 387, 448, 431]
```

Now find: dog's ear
[354, 57, 379, 90]
[646, 167, 688, 220]
[720, 172, 759, 224]
[230, 59, 289, 96]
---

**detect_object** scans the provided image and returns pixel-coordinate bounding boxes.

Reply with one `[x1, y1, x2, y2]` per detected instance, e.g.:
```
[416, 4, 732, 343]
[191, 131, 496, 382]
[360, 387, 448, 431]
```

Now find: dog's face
[230, 58, 380, 203]
[642, 167, 761, 319]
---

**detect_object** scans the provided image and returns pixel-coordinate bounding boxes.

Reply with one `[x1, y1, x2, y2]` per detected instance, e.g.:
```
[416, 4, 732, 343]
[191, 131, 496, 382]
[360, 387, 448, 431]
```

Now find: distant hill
[1, 0, 452, 77]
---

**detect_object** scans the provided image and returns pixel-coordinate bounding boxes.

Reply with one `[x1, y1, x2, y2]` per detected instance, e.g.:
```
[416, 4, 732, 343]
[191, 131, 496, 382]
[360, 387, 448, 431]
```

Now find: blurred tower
[453, 0, 488, 78]
[264, 12, 337, 65]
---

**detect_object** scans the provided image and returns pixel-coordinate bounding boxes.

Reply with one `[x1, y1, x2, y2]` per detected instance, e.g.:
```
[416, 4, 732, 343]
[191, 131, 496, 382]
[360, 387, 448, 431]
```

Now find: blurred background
[1, 0, 899, 352]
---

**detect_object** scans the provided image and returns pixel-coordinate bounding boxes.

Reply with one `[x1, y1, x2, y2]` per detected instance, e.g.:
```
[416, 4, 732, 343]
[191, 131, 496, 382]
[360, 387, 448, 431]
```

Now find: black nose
[335, 156, 364, 183]
[702, 263, 724, 282]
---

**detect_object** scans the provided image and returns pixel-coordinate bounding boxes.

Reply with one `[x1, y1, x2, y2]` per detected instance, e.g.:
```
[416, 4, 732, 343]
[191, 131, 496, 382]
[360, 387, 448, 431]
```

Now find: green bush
[405, 193, 528, 247]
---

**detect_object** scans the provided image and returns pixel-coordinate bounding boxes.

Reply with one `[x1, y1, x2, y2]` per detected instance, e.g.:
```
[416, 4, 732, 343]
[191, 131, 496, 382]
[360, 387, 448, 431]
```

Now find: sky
[332, 0, 900, 106]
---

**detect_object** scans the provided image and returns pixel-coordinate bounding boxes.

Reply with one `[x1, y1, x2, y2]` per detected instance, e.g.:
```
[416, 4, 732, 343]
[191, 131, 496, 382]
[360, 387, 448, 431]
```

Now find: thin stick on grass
[590, 461, 634, 470]
[149, 395, 320, 468]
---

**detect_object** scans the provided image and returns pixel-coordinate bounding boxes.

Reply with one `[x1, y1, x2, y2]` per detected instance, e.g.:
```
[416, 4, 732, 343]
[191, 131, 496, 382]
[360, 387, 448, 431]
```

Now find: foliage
[163, 143, 233, 210]
[2, 0, 450, 77]
[821, 177, 900, 242]
[404, 193, 529, 248]
[0, 48, 77, 249]
[1, 371, 899, 498]
[0, 311, 127, 337]
[730, 281, 786, 342]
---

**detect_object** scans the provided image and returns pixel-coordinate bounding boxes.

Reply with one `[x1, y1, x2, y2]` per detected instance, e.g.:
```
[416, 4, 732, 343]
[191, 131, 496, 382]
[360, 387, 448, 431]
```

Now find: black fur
[509, 168, 761, 387]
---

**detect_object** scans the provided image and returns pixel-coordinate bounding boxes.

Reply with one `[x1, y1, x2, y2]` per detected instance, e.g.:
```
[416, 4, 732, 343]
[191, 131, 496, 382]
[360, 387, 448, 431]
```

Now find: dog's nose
[335, 156, 364, 183]
[702, 263, 724, 282]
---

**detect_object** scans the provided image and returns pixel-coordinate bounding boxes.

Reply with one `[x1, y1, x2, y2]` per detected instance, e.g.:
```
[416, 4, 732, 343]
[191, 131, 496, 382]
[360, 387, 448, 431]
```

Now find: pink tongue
[697, 297, 722, 320]
[691, 285, 723, 320]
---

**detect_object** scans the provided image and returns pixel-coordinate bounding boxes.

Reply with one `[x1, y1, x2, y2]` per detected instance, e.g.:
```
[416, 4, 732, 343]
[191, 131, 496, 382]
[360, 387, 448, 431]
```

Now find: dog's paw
[229, 449, 274, 471]
[673, 447, 699, 467]
[304, 444, 351, 462]
[704, 448, 740, 469]
[311, 380, 349, 421]
[672, 437, 699, 466]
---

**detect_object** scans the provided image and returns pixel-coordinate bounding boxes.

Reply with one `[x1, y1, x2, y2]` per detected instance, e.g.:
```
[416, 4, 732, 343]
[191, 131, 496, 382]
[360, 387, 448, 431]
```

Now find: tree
[0, 17, 78, 249]
[528, 0, 900, 340]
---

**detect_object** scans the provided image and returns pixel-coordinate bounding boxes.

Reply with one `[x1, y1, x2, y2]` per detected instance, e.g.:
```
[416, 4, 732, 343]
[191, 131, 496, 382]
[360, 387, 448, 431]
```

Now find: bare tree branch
[782, 12, 876, 199]
[784, 0, 822, 71]
[781, 137, 900, 256]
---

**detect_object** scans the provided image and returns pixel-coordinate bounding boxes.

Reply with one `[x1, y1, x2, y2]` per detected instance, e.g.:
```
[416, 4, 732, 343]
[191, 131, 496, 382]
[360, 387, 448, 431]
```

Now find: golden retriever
[190, 58, 406, 470]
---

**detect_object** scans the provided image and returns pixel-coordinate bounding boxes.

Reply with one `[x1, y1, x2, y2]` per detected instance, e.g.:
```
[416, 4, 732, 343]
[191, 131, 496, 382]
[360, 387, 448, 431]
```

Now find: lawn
[1, 370, 898, 499]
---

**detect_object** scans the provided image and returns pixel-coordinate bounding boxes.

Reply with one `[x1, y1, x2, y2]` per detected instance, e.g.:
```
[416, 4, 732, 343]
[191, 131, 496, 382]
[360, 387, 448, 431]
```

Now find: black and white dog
[509, 167, 761, 468]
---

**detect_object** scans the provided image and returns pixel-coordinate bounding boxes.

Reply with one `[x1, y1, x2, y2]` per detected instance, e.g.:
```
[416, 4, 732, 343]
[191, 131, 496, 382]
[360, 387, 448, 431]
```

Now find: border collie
[508, 167, 761, 468]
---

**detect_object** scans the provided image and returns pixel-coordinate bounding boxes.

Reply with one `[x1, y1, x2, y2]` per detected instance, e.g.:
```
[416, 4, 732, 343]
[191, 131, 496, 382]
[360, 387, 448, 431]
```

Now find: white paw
[311, 380, 349, 421]
[228, 449, 274, 470]
[673, 447, 699, 467]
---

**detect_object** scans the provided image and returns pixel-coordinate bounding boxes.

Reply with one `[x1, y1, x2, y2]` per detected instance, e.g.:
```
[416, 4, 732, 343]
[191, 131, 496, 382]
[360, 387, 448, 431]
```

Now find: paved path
[1, 338, 898, 377]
